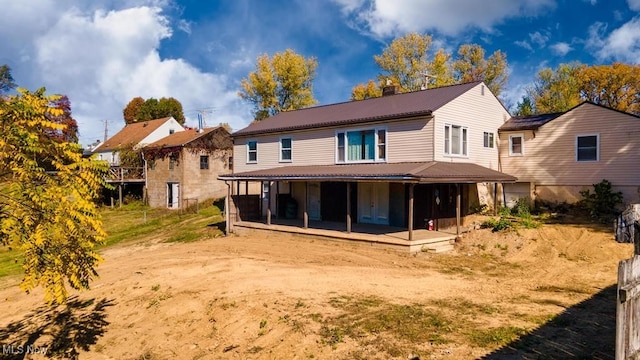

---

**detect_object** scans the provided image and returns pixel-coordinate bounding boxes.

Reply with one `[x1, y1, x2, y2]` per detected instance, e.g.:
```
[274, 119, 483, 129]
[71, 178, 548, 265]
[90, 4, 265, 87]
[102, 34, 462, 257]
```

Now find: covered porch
[219, 161, 516, 252]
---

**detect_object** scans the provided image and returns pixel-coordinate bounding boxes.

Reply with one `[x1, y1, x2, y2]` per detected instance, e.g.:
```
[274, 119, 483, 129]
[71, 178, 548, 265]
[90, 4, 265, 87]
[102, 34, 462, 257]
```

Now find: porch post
[245, 180, 249, 195]
[236, 180, 240, 197]
[408, 183, 415, 241]
[259, 181, 263, 221]
[303, 181, 309, 228]
[456, 183, 461, 238]
[267, 181, 272, 226]
[346, 182, 352, 233]
[276, 181, 280, 219]
[225, 182, 231, 234]
[118, 184, 123, 208]
[493, 182, 498, 216]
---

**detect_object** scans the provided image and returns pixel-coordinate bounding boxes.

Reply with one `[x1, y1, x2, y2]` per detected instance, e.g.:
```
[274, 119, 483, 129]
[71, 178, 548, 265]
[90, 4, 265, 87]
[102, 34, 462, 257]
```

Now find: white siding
[138, 117, 185, 146]
[433, 83, 508, 171]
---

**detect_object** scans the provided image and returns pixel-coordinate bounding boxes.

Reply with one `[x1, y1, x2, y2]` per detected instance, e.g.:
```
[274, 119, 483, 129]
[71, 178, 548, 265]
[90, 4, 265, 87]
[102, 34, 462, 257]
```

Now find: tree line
[237, 32, 640, 120]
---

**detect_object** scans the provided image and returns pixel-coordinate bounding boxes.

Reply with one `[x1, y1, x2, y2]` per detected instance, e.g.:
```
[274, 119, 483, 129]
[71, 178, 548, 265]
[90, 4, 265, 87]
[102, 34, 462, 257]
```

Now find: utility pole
[103, 119, 109, 142]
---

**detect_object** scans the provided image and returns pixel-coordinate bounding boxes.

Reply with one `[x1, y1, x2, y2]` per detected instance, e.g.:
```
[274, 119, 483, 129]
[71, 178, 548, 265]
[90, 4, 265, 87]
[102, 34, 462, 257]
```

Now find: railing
[107, 166, 145, 182]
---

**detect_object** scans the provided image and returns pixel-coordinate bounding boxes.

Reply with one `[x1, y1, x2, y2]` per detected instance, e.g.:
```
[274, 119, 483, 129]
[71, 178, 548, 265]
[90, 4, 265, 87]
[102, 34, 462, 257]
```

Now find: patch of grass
[147, 291, 173, 309]
[0, 248, 23, 278]
[432, 298, 499, 316]
[534, 285, 591, 295]
[166, 231, 201, 243]
[221, 301, 237, 310]
[320, 325, 345, 348]
[151, 284, 160, 291]
[468, 326, 529, 347]
[247, 346, 263, 354]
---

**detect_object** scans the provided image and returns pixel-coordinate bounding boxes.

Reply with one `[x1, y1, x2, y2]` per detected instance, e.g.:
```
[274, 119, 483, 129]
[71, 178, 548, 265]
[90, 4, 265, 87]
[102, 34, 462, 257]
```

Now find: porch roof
[219, 161, 517, 183]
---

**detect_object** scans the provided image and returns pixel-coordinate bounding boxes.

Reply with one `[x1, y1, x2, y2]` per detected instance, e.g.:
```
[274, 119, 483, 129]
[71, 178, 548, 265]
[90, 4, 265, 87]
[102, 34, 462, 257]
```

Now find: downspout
[141, 150, 148, 205]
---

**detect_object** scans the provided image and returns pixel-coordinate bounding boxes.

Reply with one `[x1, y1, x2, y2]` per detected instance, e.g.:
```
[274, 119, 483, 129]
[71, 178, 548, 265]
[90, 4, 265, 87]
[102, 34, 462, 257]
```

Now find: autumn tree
[0, 65, 16, 94]
[452, 44, 508, 96]
[122, 97, 186, 124]
[46, 95, 79, 143]
[0, 88, 110, 304]
[579, 62, 640, 115]
[239, 49, 318, 121]
[527, 62, 584, 113]
[374, 33, 433, 92]
[514, 96, 535, 116]
[351, 80, 383, 101]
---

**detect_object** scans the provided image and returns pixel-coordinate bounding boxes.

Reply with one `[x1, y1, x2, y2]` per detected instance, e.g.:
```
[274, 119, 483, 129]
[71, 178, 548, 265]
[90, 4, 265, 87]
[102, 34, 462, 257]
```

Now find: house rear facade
[499, 102, 640, 205]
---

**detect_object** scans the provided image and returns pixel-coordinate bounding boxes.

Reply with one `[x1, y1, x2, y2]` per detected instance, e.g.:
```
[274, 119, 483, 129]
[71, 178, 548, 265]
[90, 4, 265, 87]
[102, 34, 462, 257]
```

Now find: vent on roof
[382, 84, 399, 96]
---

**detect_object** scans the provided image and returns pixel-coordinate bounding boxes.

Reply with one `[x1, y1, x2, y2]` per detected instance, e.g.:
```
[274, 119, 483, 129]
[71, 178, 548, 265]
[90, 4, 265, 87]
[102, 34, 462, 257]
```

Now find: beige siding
[433, 83, 508, 171]
[499, 103, 640, 203]
[233, 116, 434, 173]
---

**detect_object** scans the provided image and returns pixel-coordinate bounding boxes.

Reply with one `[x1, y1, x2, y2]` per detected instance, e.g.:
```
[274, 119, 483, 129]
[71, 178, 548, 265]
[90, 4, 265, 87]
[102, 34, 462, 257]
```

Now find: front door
[308, 182, 321, 221]
[358, 182, 389, 225]
[167, 183, 180, 209]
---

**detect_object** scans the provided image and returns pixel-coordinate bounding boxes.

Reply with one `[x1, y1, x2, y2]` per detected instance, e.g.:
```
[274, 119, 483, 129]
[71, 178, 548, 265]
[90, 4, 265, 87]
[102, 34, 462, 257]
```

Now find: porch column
[346, 182, 352, 233]
[245, 180, 249, 195]
[303, 182, 309, 228]
[236, 180, 240, 197]
[456, 183, 461, 238]
[276, 181, 280, 219]
[267, 181, 272, 226]
[225, 182, 231, 234]
[493, 182, 498, 216]
[408, 183, 415, 241]
[259, 181, 263, 221]
[118, 184, 123, 208]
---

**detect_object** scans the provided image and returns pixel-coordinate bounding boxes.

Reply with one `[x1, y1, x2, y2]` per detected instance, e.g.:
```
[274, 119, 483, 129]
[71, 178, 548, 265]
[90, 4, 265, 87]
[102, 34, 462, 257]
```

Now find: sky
[1, 0, 639, 147]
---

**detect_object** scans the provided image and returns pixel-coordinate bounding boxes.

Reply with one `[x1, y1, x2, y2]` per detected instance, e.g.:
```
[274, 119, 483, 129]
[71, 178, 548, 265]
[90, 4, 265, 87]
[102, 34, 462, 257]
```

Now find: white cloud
[332, 0, 556, 37]
[587, 18, 640, 63]
[550, 42, 573, 56]
[0, 2, 251, 145]
[515, 40, 533, 51]
[629, 0, 640, 11]
[529, 31, 549, 47]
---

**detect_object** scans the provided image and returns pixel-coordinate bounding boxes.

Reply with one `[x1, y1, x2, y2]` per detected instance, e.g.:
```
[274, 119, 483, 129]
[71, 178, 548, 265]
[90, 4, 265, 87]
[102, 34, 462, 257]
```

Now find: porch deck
[233, 219, 458, 253]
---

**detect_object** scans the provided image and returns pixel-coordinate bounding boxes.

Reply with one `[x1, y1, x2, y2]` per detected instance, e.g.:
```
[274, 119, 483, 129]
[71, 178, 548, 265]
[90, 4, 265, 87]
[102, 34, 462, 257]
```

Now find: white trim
[335, 126, 388, 164]
[279, 136, 292, 163]
[444, 123, 469, 158]
[575, 133, 600, 162]
[483, 131, 494, 149]
[246, 140, 258, 164]
[509, 134, 524, 156]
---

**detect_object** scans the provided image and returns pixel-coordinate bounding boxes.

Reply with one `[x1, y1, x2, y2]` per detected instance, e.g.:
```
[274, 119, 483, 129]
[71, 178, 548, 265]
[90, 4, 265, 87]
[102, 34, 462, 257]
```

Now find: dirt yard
[0, 217, 633, 359]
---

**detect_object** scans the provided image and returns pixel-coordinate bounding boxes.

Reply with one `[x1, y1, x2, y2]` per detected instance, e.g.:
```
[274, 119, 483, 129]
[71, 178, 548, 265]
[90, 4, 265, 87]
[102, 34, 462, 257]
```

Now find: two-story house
[219, 82, 516, 248]
[499, 102, 640, 206]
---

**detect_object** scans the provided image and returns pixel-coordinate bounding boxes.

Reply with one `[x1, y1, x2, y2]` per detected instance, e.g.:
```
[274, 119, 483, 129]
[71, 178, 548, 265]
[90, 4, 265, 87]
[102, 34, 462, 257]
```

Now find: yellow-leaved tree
[0, 88, 110, 304]
[239, 49, 318, 121]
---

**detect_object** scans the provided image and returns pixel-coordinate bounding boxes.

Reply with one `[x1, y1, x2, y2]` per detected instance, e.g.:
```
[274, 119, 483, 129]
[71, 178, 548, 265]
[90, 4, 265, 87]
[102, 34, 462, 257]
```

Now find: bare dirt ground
[0, 217, 633, 359]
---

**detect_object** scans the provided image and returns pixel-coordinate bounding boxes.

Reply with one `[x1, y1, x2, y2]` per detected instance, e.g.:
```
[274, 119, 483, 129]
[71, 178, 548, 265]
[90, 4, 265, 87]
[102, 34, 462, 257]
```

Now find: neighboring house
[499, 102, 640, 206]
[92, 117, 185, 165]
[219, 82, 516, 241]
[144, 126, 232, 209]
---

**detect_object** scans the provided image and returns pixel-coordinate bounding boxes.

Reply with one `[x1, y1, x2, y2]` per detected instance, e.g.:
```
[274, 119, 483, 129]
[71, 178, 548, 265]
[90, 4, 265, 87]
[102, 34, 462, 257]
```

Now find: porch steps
[422, 239, 455, 253]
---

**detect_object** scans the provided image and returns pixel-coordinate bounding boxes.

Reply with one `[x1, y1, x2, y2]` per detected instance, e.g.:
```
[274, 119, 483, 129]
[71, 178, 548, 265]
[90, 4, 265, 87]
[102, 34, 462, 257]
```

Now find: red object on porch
[428, 219, 434, 231]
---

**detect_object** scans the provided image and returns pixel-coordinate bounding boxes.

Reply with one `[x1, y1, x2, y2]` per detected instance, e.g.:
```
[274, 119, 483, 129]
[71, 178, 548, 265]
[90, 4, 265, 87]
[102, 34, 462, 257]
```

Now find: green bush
[578, 179, 623, 223]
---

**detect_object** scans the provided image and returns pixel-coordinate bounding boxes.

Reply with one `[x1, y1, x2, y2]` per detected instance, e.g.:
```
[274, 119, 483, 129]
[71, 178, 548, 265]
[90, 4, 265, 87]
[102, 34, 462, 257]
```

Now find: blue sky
[1, 0, 639, 147]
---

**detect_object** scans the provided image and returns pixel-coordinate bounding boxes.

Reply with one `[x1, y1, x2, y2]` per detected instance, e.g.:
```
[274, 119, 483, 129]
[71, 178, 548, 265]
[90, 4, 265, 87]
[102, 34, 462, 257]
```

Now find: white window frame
[576, 134, 599, 162]
[483, 131, 494, 149]
[279, 137, 292, 163]
[335, 126, 387, 164]
[509, 134, 524, 156]
[444, 124, 468, 157]
[246, 140, 258, 164]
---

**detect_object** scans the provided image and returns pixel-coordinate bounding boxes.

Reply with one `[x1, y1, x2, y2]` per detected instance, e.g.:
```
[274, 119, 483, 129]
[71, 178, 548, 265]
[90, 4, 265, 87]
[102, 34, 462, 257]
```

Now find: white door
[358, 183, 389, 225]
[168, 183, 180, 209]
[308, 182, 321, 221]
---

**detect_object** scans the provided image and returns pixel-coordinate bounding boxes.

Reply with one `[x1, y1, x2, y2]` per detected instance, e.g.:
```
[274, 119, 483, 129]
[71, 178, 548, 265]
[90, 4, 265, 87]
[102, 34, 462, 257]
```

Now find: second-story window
[483, 132, 494, 148]
[280, 138, 292, 162]
[200, 155, 209, 170]
[444, 124, 468, 156]
[247, 140, 257, 163]
[336, 128, 386, 163]
[169, 155, 177, 170]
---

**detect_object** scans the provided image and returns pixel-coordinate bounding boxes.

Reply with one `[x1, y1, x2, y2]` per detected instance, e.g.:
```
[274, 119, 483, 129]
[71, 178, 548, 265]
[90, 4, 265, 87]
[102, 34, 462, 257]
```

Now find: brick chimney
[382, 80, 399, 96]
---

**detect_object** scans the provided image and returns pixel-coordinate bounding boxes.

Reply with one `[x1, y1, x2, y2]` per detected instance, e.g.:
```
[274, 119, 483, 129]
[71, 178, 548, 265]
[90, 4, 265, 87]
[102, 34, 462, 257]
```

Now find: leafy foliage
[482, 199, 539, 232]
[0, 64, 16, 94]
[239, 49, 318, 121]
[452, 44, 508, 96]
[116, 142, 143, 168]
[578, 179, 623, 223]
[0, 88, 110, 304]
[122, 96, 186, 125]
[350, 80, 383, 101]
[527, 62, 583, 114]
[374, 33, 434, 92]
[46, 95, 79, 143]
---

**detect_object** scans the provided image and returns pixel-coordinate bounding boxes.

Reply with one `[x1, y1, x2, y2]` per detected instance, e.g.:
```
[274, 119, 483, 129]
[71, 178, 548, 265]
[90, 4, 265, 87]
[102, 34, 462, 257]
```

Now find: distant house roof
[233, 81, 483, 137]
[499, 112, 564, 131]
[219, 161, 516, 184]
[145, 127, 229, 149]
[94, 117, 174, 152]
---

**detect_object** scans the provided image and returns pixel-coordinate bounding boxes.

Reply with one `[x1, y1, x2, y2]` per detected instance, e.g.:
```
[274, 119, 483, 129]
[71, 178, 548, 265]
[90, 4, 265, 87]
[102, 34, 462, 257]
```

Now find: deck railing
[107, 166, 145, 182]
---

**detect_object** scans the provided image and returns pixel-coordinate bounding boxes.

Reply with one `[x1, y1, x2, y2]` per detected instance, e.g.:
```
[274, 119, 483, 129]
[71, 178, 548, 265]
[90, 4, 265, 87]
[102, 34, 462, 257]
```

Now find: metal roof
[499, 112, 564, 131]
[233, 82, 483, 137]
[93, 117, 173, 152]
[219, 161, 516, 183]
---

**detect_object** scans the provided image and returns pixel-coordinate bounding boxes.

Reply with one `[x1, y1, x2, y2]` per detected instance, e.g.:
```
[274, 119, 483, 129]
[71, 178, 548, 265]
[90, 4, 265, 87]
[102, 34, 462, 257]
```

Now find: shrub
[578, 179, 623, 223]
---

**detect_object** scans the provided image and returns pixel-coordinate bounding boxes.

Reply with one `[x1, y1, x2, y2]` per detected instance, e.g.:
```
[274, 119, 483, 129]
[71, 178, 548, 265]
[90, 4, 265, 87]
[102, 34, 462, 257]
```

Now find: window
[200, 155, 209, 170]
[444, 124, 468, 156]
[169, 129, 175, 135]
[576, 134, 599, 161]
[483, 132, 494, 148]
[228, 156, 233, 170]
[169, 156, 177, 169]
[509, 134, 524, 156]
[336, 128, 386, 163]
[280, 138, 292, 162]
[247, 140, 257, 163]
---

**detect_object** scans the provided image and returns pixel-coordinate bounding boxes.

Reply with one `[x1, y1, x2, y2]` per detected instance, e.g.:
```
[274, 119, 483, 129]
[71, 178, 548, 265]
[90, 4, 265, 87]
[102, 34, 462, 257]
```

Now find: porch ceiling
[219, 161, 517, 183]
